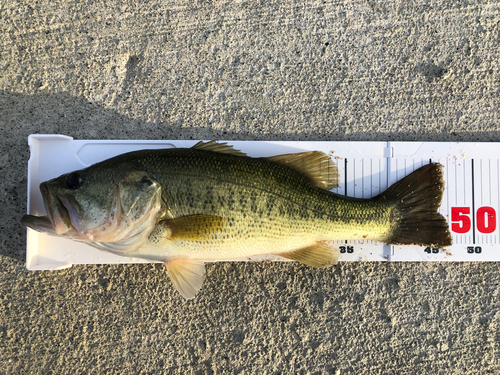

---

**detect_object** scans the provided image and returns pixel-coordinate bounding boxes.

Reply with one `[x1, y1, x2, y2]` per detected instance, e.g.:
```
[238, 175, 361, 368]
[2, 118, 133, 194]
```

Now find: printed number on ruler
[339, 246, 354, 254]
[451, 206, 497, 254]
[424, 247, 440, 254]
[451, 207, 497, 234]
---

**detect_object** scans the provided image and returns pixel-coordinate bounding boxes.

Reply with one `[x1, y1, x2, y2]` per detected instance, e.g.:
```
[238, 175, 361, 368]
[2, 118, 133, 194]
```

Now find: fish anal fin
[165, 258, 206, 300]
[160, 214, 225, 241]
[278, 243, 340, 268]
[192, 140, 247, 157]
[266, 151, 339, 190]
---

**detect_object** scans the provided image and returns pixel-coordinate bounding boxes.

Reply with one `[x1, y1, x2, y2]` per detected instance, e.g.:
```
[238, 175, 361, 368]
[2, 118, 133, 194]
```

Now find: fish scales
[123, 148, 393, 260]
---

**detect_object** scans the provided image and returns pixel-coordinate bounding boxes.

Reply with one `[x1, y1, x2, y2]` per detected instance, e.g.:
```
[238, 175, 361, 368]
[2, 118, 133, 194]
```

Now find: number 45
[451, 207, 497, 234]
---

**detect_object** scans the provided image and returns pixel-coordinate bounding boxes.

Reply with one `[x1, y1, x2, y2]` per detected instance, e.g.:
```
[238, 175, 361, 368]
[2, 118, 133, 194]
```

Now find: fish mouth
[22, 182, 74, 235]
[21, 214, 58, 235]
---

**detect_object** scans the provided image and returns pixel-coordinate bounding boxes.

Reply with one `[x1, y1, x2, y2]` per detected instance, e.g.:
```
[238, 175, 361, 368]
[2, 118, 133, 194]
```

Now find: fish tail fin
[380, 163, 452, 248]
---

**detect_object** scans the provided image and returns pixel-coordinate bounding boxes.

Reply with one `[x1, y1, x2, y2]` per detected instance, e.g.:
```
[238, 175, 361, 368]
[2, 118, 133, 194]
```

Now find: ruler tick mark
[344, 159, 348, 197]
[472, 159, 476, 245]
[345, 158, 348, 245]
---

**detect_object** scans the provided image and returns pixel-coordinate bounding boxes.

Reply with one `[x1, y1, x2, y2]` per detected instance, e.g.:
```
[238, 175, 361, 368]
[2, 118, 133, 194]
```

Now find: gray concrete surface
[1, 0, 499, 373]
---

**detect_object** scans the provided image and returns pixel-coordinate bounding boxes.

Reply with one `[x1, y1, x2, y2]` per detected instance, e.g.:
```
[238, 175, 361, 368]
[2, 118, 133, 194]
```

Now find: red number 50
[451, 207, 496, 234]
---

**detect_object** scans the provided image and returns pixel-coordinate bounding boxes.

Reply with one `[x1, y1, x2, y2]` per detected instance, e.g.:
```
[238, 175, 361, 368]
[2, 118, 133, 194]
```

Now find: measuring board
[24, 135, 500, 270]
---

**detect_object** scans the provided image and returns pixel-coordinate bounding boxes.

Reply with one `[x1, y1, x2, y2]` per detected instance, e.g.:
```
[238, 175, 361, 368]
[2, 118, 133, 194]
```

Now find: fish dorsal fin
[278, 243, 340, 268]
[165, 258, 206, 299]
[266, 151, 339, 190]
[160, 214, 225, 241]
[192, 140, 247, 157]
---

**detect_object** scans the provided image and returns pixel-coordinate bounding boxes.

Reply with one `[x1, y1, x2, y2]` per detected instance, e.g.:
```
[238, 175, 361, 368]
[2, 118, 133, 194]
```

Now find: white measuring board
[24, 135, 500, 270]
[389, 142, 500, 261]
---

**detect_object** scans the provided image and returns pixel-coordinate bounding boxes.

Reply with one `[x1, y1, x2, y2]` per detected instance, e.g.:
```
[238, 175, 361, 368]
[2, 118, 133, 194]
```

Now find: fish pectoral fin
[192, 140, 247, 157]
[165, 258, 206, 300]
[278, 243, 340, 268]
[266, 151, 339, 190]
[160, 214, 225, 241]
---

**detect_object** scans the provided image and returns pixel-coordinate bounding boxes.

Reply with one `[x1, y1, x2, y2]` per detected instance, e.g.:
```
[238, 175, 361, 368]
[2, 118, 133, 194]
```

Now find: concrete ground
[1, 0, 499, 373]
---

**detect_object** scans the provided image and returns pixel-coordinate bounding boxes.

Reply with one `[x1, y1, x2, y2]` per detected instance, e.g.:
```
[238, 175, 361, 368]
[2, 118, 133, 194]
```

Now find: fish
[22, 141, 452, 299]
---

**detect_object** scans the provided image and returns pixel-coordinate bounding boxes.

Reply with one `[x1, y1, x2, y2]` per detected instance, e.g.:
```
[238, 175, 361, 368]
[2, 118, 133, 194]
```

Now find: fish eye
[141, 176, 153, 186]
[66, 172, 85, 190]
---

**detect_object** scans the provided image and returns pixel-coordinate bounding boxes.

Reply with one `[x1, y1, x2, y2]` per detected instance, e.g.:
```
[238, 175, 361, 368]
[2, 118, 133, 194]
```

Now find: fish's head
[22, 162, 163, 246]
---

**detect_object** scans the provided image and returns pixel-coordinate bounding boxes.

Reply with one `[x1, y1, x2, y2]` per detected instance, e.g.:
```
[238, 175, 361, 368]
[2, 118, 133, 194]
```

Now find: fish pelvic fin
[278, 242, 340, 268]
[266, 151, 339, 190]
[380, 163, 452, 248]
[165, 258, 206, 300]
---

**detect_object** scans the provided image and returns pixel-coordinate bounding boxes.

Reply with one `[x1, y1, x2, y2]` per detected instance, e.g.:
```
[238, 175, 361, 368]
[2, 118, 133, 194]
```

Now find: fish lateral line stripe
[163, 172, 379, 222]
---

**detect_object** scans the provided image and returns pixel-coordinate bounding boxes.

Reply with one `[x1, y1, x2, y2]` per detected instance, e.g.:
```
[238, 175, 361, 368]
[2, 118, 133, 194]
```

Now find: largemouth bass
[22, 141, 452, 299]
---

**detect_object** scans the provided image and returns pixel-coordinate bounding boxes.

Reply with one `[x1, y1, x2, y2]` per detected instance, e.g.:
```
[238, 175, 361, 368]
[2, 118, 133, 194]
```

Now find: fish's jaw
[40, 182, 73, 235]
[21, 215, 58, 235]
